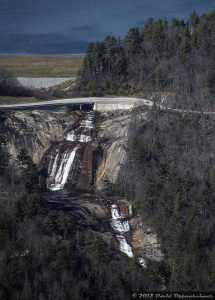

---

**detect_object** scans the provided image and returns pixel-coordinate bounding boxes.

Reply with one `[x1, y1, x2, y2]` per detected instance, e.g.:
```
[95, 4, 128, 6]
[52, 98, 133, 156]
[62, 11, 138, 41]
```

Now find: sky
[0, 0, 214, 54]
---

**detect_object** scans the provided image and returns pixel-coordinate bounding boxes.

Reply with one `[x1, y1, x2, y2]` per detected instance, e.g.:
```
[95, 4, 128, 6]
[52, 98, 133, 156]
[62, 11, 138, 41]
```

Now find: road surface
[0, 97, 214, 115]
[0, 97, 153, 110]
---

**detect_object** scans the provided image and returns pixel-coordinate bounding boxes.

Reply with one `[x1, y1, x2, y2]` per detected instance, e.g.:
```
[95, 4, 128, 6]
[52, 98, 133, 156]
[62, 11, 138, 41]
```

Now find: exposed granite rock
[96, 112, 130, 189]
[116, 198, 133, 218]
[130, 215, 164, 262]
[76, 141, 103, 191]
[96, 110, 149, 189]
[3, 106, 163, 263]
[3, 109, 79, 164]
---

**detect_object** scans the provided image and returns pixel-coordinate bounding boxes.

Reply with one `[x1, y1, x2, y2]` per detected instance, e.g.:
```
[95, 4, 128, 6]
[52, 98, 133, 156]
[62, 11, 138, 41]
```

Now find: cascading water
[110, 204, 146, 267]
[49, 146, 79, 191]
[66, 112, 94, 143]
[43, 110, 147, 266]
[110, 204, 134, 258]
[47, 112, 95, 191]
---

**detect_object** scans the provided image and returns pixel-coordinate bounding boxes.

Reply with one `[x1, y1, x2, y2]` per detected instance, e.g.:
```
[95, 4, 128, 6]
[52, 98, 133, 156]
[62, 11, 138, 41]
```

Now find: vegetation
[79, 9, 215, 110]
[0, 7, 215, 298]
[0, 68, 70, 103]
[0, 116, 165, 299]
[0, 55, 84, 78]
[125, 109, 215, 291]
[0, 68, 33, 98]
[78, 7, 215, 291]
[0, 95, 39, 105]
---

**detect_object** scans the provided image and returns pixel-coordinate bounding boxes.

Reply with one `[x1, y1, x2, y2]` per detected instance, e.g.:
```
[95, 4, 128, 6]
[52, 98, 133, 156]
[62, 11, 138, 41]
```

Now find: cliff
[2, 107, 163, 263]
[2, 109, 79, 163]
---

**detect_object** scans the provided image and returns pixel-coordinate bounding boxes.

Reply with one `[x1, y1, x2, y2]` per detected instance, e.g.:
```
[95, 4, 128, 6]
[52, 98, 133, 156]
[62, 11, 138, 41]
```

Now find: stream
[41, 111, 146, 266]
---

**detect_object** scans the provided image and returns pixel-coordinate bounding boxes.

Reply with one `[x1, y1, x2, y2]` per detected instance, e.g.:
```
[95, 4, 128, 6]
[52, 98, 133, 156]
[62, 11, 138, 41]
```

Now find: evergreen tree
[17, 149, 38, 192]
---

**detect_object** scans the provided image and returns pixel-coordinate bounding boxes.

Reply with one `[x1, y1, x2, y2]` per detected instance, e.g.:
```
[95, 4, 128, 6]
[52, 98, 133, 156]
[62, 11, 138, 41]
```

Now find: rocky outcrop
[2, 109, 81, 164]
[108, 197, 163, 261]
[96, 110, 149, 189]
[116, 198, 133, 219]
[40, 140, 103, 191]
[130, 215, 164, 262]
[96, 112, 130, 189]
[3, 106, 163, 264]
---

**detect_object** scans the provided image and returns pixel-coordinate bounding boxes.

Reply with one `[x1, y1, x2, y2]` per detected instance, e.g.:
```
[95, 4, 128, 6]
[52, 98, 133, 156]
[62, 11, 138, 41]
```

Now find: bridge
[0, 97, 153, 111]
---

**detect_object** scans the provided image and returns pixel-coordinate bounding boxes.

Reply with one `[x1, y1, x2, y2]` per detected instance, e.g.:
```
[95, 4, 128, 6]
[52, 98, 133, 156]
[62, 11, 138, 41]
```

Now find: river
[40, 110, 146, 266]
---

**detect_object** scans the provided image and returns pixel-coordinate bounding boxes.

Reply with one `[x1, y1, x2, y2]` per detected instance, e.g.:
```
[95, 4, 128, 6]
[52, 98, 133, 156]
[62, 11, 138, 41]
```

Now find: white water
[66, 131, 92, 142]
[49, 146, 79, 191]
[139, 257, 146, 268]
[117, 234, 133, 258]
[48, 112, 95, 191]
[110, 204, 147, 266]
[66, 112, 94, 142]
[111, 204, 122, 219]
[111, 219, 130, 233]
[110, 204, 134, 258]
[48, 152, 59, 181]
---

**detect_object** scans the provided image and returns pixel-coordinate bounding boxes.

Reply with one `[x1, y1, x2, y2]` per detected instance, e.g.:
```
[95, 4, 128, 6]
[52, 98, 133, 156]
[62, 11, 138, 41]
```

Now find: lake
[0, 0, 214, 54]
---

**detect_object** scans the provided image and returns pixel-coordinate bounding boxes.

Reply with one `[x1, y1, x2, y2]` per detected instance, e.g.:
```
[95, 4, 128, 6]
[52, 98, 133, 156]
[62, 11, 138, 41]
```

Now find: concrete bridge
[0, 97, 153, 111]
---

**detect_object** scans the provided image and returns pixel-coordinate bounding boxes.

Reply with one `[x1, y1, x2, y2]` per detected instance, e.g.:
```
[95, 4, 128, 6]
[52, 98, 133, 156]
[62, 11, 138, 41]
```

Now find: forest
[129, 109, 215, 290]
[0, 7, 215, 299]
[79, 9, 215, 110]
[0, 116, 167, 299]
[79, 7, 215, 291]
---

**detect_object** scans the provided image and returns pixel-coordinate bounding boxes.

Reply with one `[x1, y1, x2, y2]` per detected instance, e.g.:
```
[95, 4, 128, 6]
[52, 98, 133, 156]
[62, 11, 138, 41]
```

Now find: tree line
[0, 113, 166, 299]
[119, 108, 215, 291]
[79, 9, 215, 110]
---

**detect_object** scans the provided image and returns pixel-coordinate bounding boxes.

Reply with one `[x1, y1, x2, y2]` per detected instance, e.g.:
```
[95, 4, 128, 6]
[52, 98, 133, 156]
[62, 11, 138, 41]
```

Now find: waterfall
[44, 110, 147, 266]
[47, 111, 95, 191]
[49, 146, 79, 191]
[111, 204, 122, 219]
[116, 235, 133, 258]
[110, 204, 134, 258]
[110, 204, 146, 267]
[66, 112, 94, 143]
[66, 131, 92, 142]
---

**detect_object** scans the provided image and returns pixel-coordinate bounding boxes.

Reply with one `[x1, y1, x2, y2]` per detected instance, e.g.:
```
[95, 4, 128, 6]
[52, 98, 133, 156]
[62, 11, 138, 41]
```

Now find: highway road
[1, 97, 214, 115]
[0, 97, 153, 110]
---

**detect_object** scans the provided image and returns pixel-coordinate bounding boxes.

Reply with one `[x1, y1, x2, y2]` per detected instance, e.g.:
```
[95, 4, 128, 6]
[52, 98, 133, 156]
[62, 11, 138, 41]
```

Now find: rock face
[3, 109, 79, 164]
[3, 106, 163, 264]
[39, 111, 103, 192]
[130, 216, 164, 261]
[108, 197, 163, 262]
[96, 112, 131, 189]
[96, 110, 149, 189]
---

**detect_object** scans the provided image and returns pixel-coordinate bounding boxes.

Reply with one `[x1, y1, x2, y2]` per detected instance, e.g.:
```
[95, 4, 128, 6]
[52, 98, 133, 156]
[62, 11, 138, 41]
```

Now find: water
[49, 146, 79, 191]
[0, 0, 214, 54]
[110, 203, 147, 266]
[43, 110, 147, 264]
[66, 112, 94, 143]
[110, 204, 134, 258]
[47, 111, 95, 190]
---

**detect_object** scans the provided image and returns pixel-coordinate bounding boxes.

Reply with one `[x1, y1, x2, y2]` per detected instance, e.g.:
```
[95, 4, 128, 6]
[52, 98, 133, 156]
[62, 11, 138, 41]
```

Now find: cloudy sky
[0, 0, 214, 54]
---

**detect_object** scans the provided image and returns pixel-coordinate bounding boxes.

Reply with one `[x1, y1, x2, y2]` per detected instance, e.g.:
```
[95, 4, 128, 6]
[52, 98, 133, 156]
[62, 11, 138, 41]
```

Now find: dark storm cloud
[0, 0, 214, 54]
